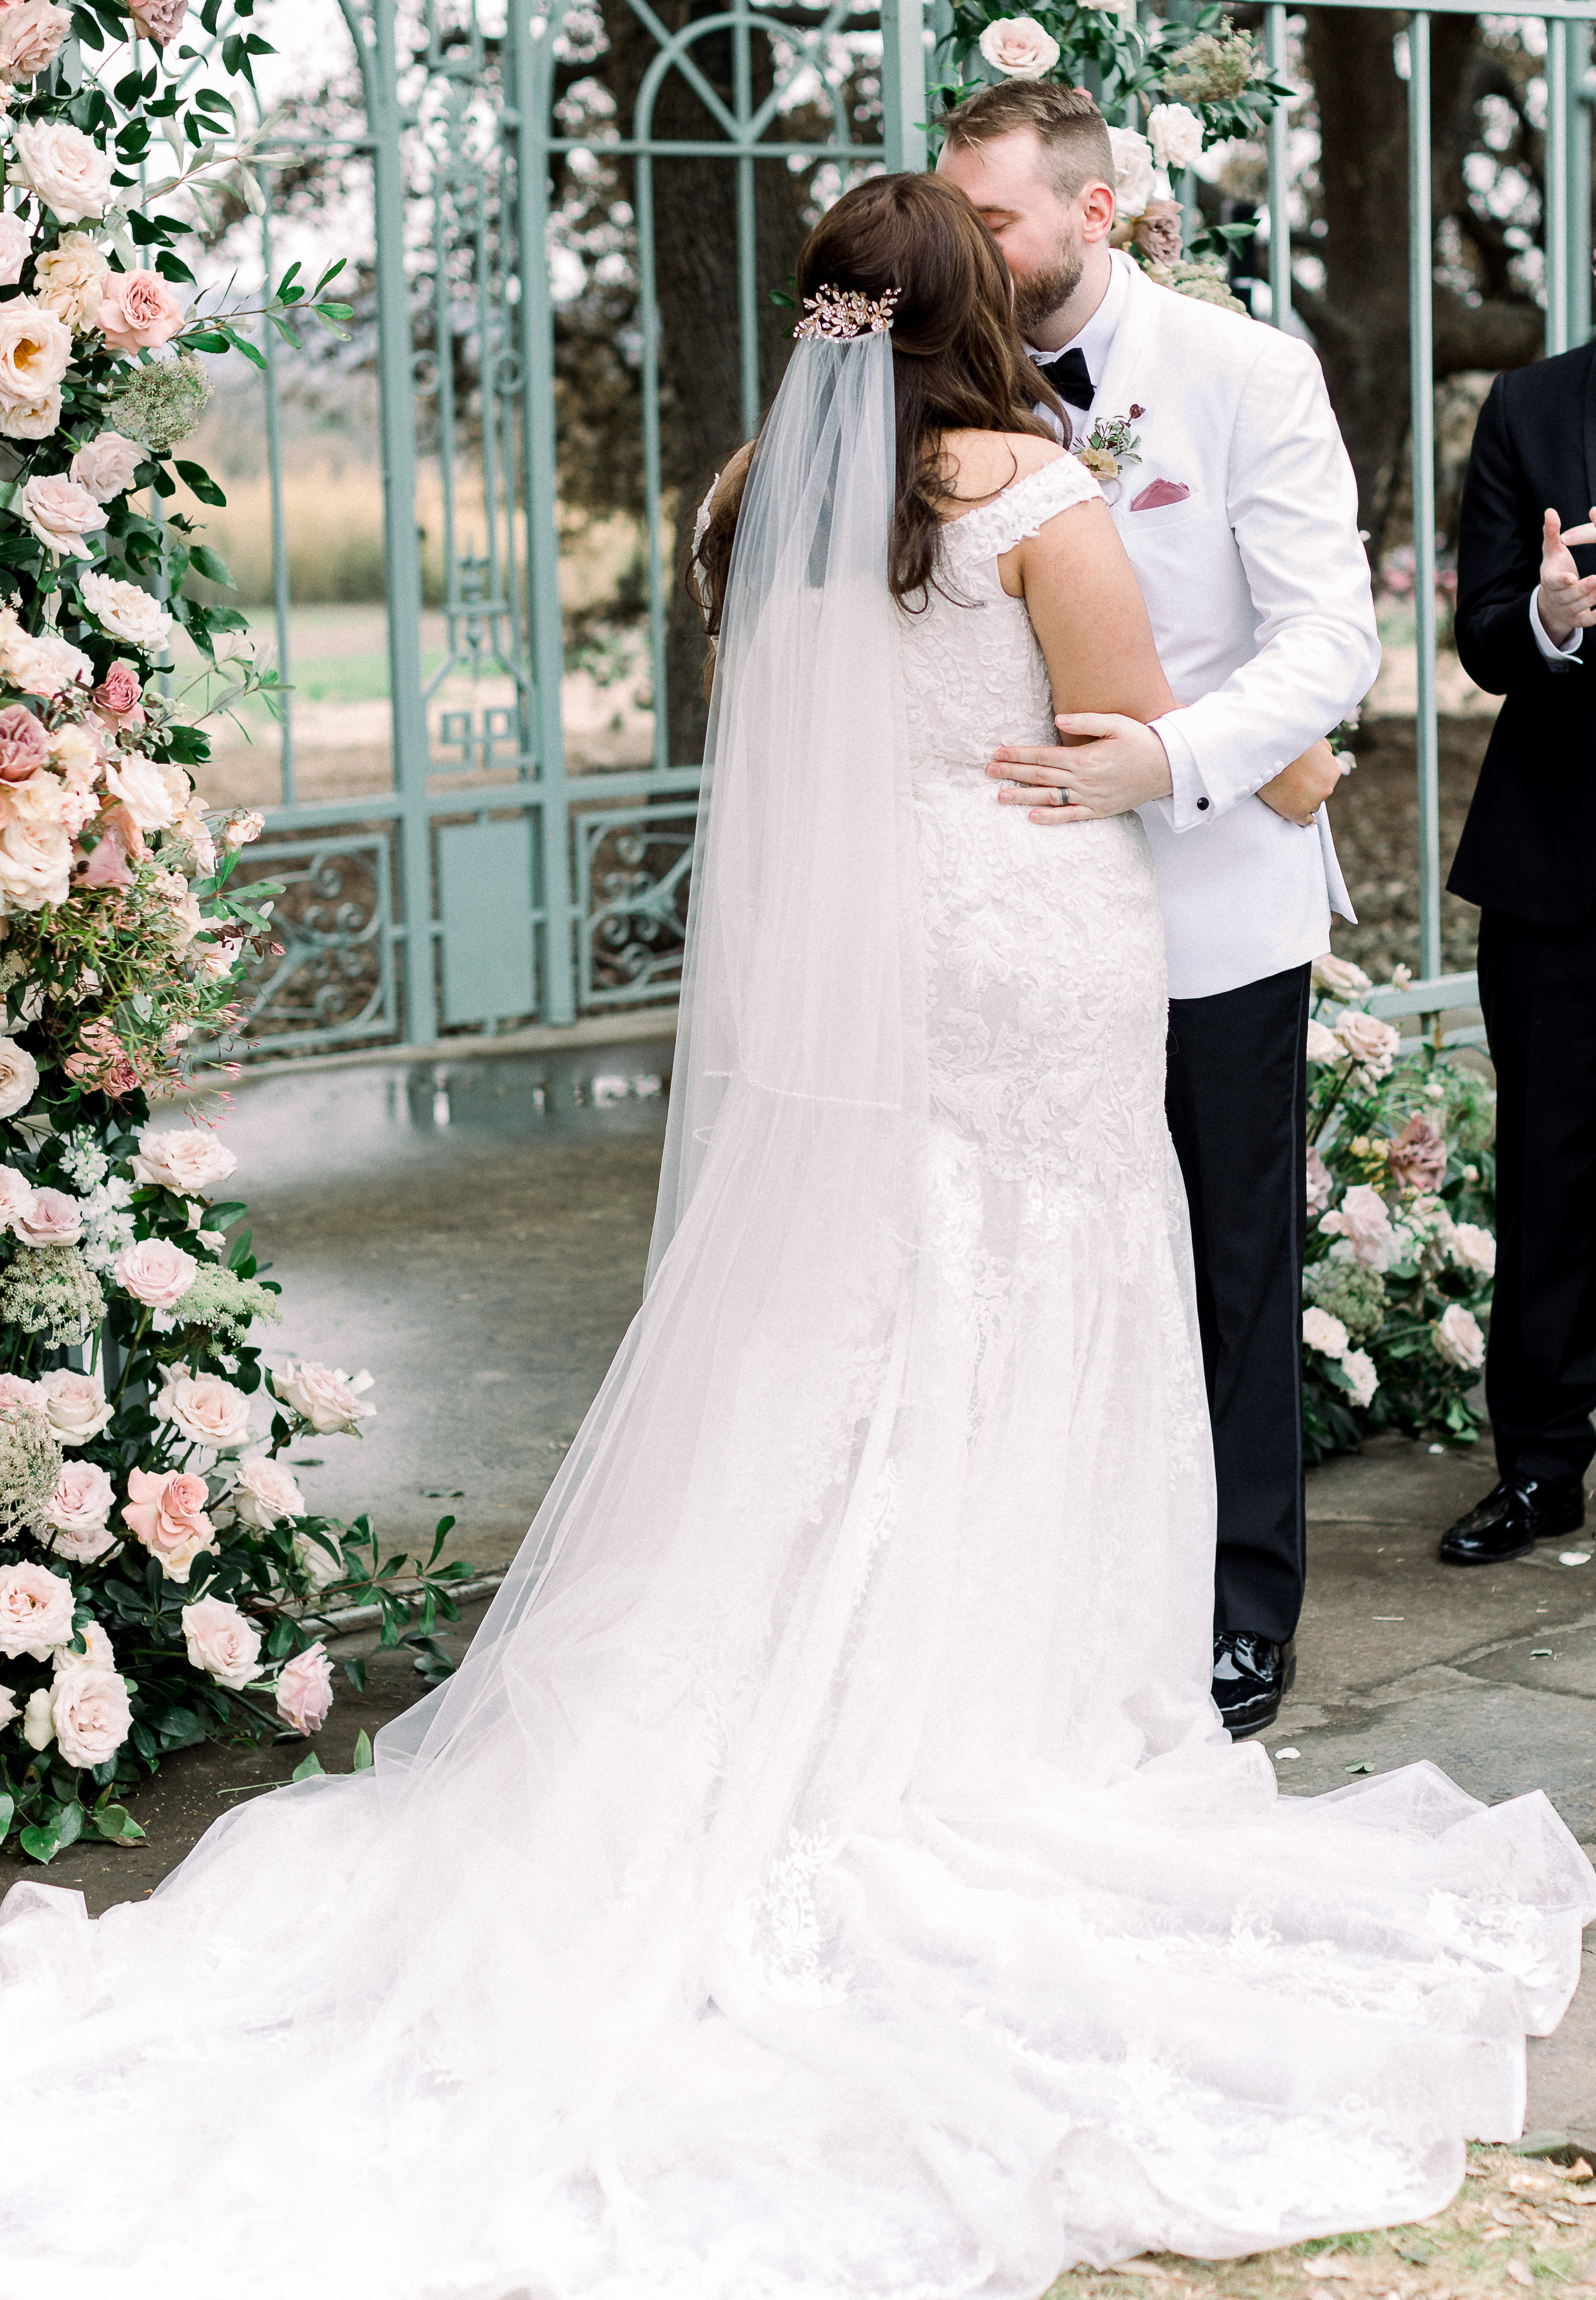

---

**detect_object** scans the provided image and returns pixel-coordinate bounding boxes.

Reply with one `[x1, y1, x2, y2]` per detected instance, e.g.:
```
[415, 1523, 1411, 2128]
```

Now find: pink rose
[44, 1460, 115, 1554]
[95, 267, 183, 358]
[90, 659, 142, 721]
[1319, 1181, 1396, 1270]
[1387, 1113, 1448, 1194]
[154, 1366, 251, 1453]
[75, 818, 136, 891]
[129, 0, 186, 40]
[50, 1664, 131, 1766]
[0, 1370, 42, 1410]
[0, 2, 70, 85]
[1305, 1144, 1333, 1215]
[69, 431, 141, 506]
[112, 1235, 197, 1309]
[121, 1465, 214, 1580]
[63, 1017, 140, 1096]
[1333, 1010, 1402, 1081]
[180, 1594, 261, 1689]
[0, 1559, 73, 1658]
[49, 1518, 115, 1564]
[0, 702, 49, 784]
[0, 209, 28, 289]
[13, 1184, 80, 1247]
[275, 1640, 333, 1734]
[0, 1166, 33, 1232]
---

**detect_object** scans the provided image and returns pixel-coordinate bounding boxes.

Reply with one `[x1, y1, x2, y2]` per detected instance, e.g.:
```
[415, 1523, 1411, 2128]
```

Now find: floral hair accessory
[794, 283, 900, 342]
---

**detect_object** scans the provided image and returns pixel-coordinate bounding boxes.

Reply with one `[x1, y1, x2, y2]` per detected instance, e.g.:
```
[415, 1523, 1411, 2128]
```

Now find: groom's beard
[1012, 245, 1084, 341]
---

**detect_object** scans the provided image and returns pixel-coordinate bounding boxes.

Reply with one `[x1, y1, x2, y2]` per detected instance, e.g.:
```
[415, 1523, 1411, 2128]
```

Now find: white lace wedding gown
[0, 446, 1590, 2300]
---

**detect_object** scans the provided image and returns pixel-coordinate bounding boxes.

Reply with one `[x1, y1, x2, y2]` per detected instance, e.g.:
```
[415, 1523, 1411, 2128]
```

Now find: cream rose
[1319, 1181, 1396, 1271]
[0, 1559, 72, 1658]
[51, 1665, 131, 1766]
[121, 1465, 215, 1580]
[0, 1036, 36, 1117]
[0, 294, 69, 415]
[0, 817, 71, 911]
[13, 1186, 81, 1247]
[1341, 1348, 1378, 1408]
[131, 1126, 239, 1199]
[37, 1367, 113, 1446]
[1147, 101, 1205, 174]
[1302, 1305, 1349, 1359]
[1311, 952, 1373, 996]
[33, 231, 109, 329]
[1434, 1303, 1485, 1372]
[79, 570, 173, 655]
[275, 1641, 333, 1734]
[976, 15, 1060, 76]
[231, 1454, 305, 1530]
[1305, 1019, 1340, 1065]
[19, 629, 92, 696]
[1334, 1009, 1402, 1081]
[293, 1526, 343, 1592]
[0, 209, 28, 289]
[104, 753, 178, 833]
[155, 1366, 252, 1454]
[275, 1360, 376, 1437]
[0, 1, 70, 83]
[21, 1682, 51, 1748]
[1449, 1222, 1496, 1279]
[0, 384, 59, 442]
[51, 1617, 114, 1674]
[180, 1595, 262, 1691]
[67, 430, 142, 506]
[1107, 125, 1155, 219]
[0, 1682, 16, 1729]
[11, 120, 113, 223]
[113, 1235, 197, 1309]
[0, 1167, 32, 1230]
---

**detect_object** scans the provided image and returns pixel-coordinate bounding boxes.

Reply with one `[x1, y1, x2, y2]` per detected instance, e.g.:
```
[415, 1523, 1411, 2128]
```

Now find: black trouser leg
[1477, 906, 1596, 1486]
[1165, 962, 1310, 1646]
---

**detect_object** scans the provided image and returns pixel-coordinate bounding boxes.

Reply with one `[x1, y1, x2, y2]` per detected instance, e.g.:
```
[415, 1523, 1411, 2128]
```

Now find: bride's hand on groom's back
[986, 715, 1174, 823]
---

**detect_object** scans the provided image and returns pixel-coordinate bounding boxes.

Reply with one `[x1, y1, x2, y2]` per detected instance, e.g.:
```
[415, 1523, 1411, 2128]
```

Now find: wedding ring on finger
[1054, 784, 1070, 807]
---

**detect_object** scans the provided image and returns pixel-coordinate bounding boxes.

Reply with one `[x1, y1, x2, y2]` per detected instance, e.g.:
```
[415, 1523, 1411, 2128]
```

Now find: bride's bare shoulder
[934, 429, 1066, 512]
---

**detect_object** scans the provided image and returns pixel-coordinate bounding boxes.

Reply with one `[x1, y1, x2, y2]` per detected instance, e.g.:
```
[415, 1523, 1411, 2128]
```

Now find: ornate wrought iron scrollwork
[578, 804, 696, 1004]
[210, 836, 398, 1054]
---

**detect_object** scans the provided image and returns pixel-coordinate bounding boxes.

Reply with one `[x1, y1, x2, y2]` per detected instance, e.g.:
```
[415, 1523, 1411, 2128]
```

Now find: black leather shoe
[1212, 1633, 1296, 1739]
[1438, 1474, 1585, 1566]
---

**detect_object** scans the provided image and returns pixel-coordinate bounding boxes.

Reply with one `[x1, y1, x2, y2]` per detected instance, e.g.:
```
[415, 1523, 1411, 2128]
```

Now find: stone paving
[20, 1032, 1592, 2150]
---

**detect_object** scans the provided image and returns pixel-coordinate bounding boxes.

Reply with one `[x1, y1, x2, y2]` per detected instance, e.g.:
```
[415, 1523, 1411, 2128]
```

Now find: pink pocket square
[1130, 479, 1191, 512]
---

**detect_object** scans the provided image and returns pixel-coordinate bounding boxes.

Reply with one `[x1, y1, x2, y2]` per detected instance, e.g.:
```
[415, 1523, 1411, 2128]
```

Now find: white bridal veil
[0, 320, 1593, 2300]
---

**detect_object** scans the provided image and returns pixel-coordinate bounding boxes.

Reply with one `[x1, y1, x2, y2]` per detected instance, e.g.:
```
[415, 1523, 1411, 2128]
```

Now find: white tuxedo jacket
[1088, 254, 1380, 1000]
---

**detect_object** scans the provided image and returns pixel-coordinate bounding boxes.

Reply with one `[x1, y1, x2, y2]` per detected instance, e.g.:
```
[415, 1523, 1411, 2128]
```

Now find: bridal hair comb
[794, 282, 900, 342]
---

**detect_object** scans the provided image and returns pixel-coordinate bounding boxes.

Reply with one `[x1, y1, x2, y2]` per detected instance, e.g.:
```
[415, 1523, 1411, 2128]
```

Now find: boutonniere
[1073, 406, 1145, 496]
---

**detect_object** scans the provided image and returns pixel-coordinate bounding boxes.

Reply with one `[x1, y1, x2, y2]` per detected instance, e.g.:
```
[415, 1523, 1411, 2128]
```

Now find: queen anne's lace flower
[0, 1242, 105, 1344]
[0, 1403, 61, 1537]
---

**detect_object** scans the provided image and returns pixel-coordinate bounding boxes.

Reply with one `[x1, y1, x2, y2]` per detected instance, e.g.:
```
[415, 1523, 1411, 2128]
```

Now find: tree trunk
[600, 0, 809, 765]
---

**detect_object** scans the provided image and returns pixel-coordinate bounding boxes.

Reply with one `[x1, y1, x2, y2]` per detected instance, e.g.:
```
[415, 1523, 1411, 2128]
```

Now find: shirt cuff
[1150, 712, 1213, 831]
[1529, 587, 1584, 665]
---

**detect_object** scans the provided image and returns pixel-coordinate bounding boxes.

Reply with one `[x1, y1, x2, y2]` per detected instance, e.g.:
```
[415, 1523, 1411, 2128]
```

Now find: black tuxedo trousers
[1166, 962, 1311, 1646]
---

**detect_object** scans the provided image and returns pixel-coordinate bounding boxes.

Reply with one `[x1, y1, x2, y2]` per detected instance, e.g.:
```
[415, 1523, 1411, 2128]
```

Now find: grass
[1047, 2147, 1596, 2300]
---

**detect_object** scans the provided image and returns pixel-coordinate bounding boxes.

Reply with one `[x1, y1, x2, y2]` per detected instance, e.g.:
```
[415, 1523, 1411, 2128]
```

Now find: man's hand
[1257, 738, 1343, 828]
[986, 713, 1174, 824]
[1538, 506, 1596, 644]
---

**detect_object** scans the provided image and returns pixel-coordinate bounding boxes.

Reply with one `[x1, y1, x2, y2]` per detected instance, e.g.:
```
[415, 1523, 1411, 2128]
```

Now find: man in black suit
[1445, 346, 1596, 1563]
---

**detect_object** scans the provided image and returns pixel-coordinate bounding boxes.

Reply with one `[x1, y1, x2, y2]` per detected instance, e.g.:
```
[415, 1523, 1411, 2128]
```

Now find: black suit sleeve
[1455, 374, 1561, 698]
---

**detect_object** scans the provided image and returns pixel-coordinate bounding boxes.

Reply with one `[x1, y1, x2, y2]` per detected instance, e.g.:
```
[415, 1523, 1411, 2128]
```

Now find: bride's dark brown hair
[692, 171, 1064, 665]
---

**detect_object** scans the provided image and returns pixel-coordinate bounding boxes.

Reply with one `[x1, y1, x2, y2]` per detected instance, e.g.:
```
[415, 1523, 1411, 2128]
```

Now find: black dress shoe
[1212, 1633, 1296, 1739]
[1438, 1474, 1585, 1566]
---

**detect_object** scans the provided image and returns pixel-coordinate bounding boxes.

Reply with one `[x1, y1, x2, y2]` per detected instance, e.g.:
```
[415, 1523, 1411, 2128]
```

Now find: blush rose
[96, 267, 184, 358]
[37, 1367, 113, 1445]
[180, 1596, 262, 1690]
[275, 1641, 333, 1734]
[113, 1236, 197, 1309]
[121, 1466, 215, 1581]
[0, 1559, 73, 1658]
[50, 1664, 132, 1766]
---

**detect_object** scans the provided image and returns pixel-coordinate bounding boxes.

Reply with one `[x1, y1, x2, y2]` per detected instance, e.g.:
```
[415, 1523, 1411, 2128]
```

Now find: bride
[0, 172, 1590, 2300]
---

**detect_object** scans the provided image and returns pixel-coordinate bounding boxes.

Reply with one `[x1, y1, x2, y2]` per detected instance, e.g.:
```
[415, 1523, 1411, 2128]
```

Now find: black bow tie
[1033, 344, 1094, 412]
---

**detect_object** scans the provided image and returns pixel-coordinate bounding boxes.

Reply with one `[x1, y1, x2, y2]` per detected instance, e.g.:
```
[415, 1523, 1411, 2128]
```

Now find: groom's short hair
[938, 81, 1115, 204]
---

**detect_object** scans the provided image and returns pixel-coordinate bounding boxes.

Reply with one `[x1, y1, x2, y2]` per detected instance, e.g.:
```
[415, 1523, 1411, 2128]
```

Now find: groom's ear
[1077, 180, 1116, 245]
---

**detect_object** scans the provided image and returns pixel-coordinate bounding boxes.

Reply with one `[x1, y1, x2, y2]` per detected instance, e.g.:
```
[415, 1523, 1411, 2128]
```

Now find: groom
[939, 83, 1380, 1737]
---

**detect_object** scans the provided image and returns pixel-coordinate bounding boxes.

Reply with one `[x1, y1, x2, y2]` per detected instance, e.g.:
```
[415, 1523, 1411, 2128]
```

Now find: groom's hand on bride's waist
[986, 715, 1174, 824]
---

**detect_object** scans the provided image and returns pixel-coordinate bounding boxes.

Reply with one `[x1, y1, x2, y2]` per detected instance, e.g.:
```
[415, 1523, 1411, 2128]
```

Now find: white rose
[976, 15, 1060, 77]
[1311, 952, 1373, 996]
[1434, 1303, 1485, 1372]
[0, 818, 70, 912]
[1302, 1305, 1349, 1359]
[67, 429, 142, 504]
[1107, 126, 1156, 219]
[1305, 1019, 1341, 1066]
[1341, 1348, 1378, 1408]
[131, 1126, 238, 1198]
[18, 630, 91, 697]
[33, 232, 109, 329]
[11, 120, 114, 224]
[180, 1595, 262, 1691]
[0, 1040, 34, 1118]
[1147, 101, 1205, 174]
[37, 1366, 113, 1446]
[21, 1682, 52, 1748]
[231, 1453, 305, 1530]
[79, 570, 173, 655]
[154, 1366, 252, 1454]
[0, 1682, 16, 1728]
[103, 754, 177, 833]
[0, 385, 60, 442]
[0, 1560, 73, 1659]
[1449, 1222, 1496, 1280]
[0, 209, 29, 289]
[274, 1360, 376, 1437]
[52, 1616, 113, 1673]
[1333, 1009, 1402, 1081]
[18, 472, 105, 560]
[293, 1526, 343, 1591]
[50, 1665, 131, 1766]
